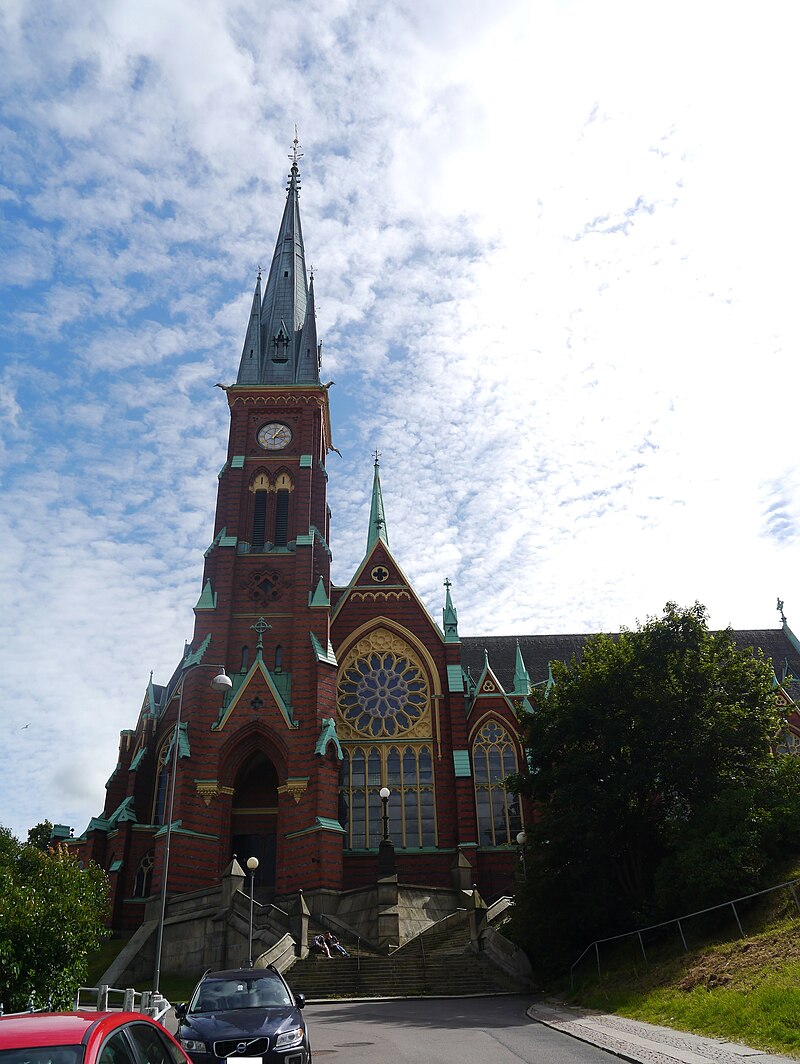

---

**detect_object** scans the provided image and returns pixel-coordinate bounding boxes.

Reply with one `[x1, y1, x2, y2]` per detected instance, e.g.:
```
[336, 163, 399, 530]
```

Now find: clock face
[257, 422, 293, 450]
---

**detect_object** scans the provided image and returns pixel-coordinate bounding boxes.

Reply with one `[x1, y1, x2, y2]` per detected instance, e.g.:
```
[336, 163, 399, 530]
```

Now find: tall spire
[366, 451, 389, 552]
[236, 133, 319, 386]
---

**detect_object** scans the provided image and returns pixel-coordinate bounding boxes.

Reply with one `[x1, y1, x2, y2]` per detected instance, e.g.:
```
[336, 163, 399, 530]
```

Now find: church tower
[187, 142, 338, 895]
[130, 141, 342, 905]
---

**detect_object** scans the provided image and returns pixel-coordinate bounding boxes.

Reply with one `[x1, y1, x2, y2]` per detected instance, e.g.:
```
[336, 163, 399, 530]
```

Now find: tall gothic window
[339, 745, 436, 849]
[152, 741, 170, 825]
[133, 851, 154, 898]
[472, 719, 522, 846]
[336, 628, 436, 849]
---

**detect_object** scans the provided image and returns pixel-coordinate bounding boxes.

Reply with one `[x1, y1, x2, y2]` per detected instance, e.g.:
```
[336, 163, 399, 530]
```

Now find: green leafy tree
[27, 820, 54, 851]
[509, 602, 787, 975]
[0, 826, 109, 1011]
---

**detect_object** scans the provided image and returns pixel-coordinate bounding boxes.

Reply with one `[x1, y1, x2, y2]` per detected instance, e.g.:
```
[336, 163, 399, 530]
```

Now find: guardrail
[73, 985, 172, 1023]
[569, 876, 800, 988]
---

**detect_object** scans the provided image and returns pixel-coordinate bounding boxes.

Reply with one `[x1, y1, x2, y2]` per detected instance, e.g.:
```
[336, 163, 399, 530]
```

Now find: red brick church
[71, 150, 800, 932]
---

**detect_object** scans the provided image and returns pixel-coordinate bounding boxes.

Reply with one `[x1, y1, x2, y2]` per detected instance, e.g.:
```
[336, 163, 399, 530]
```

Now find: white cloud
[0, 0, 798, 841]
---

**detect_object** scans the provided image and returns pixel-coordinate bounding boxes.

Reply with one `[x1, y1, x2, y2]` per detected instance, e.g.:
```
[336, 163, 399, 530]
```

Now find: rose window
[338, 652, 428, 737]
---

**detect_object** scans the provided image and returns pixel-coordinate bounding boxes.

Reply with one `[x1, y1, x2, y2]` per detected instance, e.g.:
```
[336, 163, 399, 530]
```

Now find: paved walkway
[527, 1000, 797, 1064]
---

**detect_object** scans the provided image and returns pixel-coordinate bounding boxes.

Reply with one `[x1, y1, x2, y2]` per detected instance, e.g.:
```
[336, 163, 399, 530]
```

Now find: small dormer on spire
[443, 578, 459, 643]
[366, 450, 389, 553]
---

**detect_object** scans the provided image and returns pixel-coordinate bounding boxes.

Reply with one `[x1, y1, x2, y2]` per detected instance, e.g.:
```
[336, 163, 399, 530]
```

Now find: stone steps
[285, 925, 520, 1000]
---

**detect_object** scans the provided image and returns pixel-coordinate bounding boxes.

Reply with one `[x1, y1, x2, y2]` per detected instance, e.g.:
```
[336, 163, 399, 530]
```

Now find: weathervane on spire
[290, 126, 303, 168]
[372, 449, 381, 466]
[777, 597, 787, 625]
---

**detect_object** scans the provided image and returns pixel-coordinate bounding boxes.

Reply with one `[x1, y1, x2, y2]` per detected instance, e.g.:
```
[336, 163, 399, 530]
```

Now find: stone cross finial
[250, 616, 272, 650]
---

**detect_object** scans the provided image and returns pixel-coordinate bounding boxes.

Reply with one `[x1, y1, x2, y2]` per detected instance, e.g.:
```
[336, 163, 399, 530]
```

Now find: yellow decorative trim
[277, 777, 310, 804]
[351, 590, 411, 602]
[195, 781, 235, 806]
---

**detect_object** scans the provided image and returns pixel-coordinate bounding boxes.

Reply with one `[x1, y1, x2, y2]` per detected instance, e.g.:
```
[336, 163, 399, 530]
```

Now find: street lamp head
[210, 668, 233, 692]
[379, 786, 391, 800]
[246, 856, 259, 871]
[516, 831, 527, 846]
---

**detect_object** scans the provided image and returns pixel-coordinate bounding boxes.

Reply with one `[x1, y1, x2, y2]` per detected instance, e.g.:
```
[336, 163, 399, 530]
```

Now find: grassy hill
[563, 877, 800, 1059]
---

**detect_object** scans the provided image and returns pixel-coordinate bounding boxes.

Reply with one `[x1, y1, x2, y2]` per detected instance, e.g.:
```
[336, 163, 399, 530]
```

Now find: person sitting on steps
[324, 930, 349, 957]
[312, 933, 332, 958]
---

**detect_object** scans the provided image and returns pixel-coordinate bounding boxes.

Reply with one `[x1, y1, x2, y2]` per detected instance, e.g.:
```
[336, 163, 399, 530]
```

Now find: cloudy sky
[1, 0, 798, 841]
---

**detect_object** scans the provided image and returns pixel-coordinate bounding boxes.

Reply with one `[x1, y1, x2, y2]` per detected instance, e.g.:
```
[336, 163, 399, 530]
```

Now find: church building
[70, 150, 800, 933]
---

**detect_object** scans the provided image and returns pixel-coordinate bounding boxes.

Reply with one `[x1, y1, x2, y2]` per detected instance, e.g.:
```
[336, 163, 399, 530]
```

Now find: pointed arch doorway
[229, 751, 278, 899]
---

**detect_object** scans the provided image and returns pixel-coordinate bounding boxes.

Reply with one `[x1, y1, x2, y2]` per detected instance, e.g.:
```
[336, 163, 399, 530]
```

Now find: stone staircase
[284, 921, 524, 1000]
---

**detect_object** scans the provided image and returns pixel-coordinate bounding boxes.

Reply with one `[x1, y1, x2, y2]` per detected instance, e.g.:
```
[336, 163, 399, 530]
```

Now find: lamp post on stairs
[378, 786, 395, 876]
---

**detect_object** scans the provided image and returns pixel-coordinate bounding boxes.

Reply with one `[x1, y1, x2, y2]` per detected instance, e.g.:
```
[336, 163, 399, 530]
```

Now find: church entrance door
[230, 752, 279, 899]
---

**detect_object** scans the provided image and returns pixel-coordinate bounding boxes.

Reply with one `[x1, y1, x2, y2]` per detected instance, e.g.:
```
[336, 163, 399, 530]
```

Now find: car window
[0, 1049, 83, 1064]
[96, 1032, 136, 1064]
[191, 977, 291, 1011]
[125, 1024, 184, 1064]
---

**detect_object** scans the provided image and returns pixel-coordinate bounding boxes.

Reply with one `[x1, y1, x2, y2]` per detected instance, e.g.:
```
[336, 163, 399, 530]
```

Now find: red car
[0, 1012, 192, 1064]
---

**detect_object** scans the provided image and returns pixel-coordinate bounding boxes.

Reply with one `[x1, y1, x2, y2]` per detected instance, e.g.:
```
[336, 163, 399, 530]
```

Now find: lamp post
[515, 830, 527, 878]
[247, 856, 260, 966]
[152, 663, 232, 993]
[378, 786, 395, 876]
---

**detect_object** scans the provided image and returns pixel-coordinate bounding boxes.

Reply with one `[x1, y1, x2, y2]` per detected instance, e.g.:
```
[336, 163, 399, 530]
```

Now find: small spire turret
[443, 578, 459, 643]
[366, 451, 389, 552]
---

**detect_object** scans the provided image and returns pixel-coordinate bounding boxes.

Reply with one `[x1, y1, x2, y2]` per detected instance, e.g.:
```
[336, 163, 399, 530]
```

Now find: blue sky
[1, 0, 798, 841]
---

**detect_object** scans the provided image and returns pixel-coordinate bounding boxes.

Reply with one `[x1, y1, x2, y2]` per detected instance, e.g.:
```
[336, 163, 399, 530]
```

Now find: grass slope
[567, 909, 800, 1058]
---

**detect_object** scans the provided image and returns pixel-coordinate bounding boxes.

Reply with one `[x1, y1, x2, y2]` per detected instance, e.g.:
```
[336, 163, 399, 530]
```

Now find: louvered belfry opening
[252, 489, 268, 550]
[274, 489, 289, 546]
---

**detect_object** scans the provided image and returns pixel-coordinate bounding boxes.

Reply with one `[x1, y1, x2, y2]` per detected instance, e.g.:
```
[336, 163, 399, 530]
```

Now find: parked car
[0, 1011, 192, 1064]
[175, 968, 309, 1064]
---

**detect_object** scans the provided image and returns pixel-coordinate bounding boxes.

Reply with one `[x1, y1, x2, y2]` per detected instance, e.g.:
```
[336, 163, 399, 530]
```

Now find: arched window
[152, 741, 170, 825]
[133, 851, 154, 898]
[472, 720, 522, 846]
[337, 628, 436, 849]
[241, 645, 249, 672]
[273, 472, 293, 546]
[251, 473, 270, 551]
[274, 645, 283, 673]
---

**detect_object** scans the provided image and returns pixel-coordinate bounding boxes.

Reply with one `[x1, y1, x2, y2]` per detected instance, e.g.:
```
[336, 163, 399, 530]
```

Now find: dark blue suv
[176, 967, 309, 1064]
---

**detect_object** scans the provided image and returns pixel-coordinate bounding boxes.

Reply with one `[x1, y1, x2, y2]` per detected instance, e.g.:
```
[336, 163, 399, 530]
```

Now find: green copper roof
[309, 577, 330, 607]
[366, 454, 389, 553]
[310, 630, 338, 666]
[442, 579, 459, 643]
[236, 139, 320, 387]
[512, 640, 531, 695]
[194, 579, 217, 611]
[315, 717, 343, 760]
[183, 633, 211, 668]
[452, 750, 471, 778]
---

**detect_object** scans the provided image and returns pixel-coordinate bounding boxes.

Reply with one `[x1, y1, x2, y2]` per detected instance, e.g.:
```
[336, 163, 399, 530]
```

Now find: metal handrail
[72, 985, 172, 1022]
[569, 876, 800, 987]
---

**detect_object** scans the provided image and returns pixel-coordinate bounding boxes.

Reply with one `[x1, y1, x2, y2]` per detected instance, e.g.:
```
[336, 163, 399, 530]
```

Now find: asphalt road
[305, 996, 619, 1064]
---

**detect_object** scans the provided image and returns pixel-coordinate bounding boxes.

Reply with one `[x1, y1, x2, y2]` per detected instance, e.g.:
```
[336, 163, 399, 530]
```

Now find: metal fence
[569, 876, 800, 988]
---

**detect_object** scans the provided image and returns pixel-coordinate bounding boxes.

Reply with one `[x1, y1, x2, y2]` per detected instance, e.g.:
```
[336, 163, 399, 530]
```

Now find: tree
[0, 826, 109, 1012]
[27, 820, 54, 851]
[508, 602, 789, 975]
